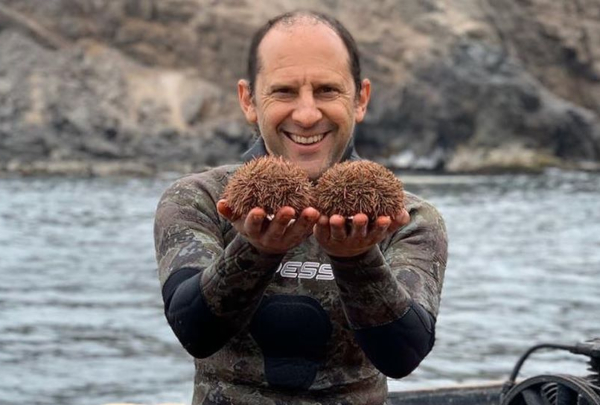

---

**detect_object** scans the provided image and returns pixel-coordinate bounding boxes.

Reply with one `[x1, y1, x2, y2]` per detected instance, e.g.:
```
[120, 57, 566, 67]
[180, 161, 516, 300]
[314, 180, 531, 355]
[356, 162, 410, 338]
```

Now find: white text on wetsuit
[275, 261, 334, 280]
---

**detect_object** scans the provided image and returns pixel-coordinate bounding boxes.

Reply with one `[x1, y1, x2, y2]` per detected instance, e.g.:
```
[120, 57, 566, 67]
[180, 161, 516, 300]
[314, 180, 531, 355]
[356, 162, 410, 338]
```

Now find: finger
[244, 207, 267, 238]
[349, 213, 369, 239]
[216, 199, 235, 220]
[265, 206, 296, 238]
[388, 209, 410, 234]
[292, 207, 320, 236]
[313, 215, 330, 243]
[329, 215, 347, 241]
[367, 215, 391, 241]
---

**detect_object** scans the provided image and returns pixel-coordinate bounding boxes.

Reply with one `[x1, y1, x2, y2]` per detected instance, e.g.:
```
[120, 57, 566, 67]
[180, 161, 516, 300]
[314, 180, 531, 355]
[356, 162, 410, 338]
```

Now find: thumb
[217, 199, 236, 220]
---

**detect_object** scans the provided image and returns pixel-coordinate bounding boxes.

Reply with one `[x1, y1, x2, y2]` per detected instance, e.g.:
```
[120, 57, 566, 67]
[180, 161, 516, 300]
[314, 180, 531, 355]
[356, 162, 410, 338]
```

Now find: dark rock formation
[359, 40, 600, 172]
[1, 0, 599, 175]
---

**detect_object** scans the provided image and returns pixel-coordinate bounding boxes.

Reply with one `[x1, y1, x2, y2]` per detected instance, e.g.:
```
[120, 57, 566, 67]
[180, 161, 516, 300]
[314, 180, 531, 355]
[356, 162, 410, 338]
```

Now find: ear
[238, 79, 258, 124]
[354, 78, 371, 123]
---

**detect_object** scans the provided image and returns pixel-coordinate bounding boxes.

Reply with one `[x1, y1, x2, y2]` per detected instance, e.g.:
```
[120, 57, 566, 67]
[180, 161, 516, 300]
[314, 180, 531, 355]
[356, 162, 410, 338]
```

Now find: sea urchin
[221, 156, 314, 220]
[314, 160, 404, 221]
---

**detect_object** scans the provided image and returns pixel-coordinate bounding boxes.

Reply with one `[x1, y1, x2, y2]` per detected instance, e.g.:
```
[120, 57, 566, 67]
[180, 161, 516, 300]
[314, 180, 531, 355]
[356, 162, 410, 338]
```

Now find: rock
[0, 27, 246, 175]
[359, 40, 600, 173]
[0, 0, 599, 175]
[444, 144, 564, 174]
[0, 158, 158, 177]
[101, 403, 184, 405]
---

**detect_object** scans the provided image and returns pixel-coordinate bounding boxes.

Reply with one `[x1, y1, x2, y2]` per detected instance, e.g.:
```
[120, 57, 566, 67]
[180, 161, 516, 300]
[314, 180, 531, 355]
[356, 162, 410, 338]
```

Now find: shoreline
[1, 158, 599, 179]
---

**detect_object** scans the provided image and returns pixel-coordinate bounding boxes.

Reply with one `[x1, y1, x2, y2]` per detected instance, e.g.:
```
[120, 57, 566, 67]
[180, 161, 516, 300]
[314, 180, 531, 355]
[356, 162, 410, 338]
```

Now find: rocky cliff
[1, 0, 599, 175]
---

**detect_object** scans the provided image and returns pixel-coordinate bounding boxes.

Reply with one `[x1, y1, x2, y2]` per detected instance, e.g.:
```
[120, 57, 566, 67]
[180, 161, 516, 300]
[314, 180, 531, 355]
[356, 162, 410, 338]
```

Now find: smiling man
[154, 10, 448, 405]
[237, 15, 370, 181]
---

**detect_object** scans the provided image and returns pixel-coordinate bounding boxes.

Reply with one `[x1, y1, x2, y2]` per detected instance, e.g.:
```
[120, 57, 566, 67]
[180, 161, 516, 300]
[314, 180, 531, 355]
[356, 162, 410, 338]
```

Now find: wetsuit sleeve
[329, 197, 447, 378]
[154, 173, 283, 358]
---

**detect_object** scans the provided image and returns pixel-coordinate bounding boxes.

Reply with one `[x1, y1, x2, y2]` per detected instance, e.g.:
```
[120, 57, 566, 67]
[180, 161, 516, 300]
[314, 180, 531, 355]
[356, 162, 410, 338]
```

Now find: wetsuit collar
[242, 137, 361, 163]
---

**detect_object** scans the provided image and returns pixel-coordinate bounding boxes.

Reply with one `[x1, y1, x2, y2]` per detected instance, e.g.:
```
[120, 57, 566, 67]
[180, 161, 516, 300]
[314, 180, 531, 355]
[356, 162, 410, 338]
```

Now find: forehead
[257, 21, 352, 83]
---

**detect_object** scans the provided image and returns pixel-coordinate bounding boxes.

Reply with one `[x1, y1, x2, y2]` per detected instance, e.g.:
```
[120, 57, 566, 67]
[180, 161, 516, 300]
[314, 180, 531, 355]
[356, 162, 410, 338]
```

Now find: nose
[291, 90, 323, 128]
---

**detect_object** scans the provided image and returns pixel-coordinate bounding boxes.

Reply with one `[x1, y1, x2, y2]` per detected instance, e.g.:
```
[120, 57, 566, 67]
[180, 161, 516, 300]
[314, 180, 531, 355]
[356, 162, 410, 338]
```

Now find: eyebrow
[268, 83, 296, 90]
[267, 80, 344, 91]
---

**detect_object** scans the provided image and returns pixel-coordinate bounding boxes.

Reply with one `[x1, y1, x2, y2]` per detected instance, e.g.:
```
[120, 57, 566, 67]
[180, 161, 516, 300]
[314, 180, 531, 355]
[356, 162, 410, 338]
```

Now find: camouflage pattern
[154, 164, 448, 405]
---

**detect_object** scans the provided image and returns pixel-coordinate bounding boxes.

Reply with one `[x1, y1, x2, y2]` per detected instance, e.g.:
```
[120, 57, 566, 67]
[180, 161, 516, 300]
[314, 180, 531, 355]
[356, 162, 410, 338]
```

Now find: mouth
[282, 130, 329, 145]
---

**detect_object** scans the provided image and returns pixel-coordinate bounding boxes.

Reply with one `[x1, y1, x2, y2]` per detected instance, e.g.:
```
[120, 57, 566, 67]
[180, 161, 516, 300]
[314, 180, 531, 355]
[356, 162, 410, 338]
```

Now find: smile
[284, 131, 328, 145]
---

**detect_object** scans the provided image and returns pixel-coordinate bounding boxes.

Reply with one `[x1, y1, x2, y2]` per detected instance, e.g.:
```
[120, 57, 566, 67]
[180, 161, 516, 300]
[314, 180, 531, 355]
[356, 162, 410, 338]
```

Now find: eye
[316, 85, 339, 98]
[271, 87, 296, 98]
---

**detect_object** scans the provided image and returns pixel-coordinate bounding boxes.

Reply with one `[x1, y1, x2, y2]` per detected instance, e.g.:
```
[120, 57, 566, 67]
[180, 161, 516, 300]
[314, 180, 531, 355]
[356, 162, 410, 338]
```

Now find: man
[154, 10, 447, 405]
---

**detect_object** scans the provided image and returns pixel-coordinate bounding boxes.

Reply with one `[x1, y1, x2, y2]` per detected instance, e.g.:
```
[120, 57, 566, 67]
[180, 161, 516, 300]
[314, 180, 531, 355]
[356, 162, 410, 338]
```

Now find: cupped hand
[217, 200, 320, 255]
[314, 209, 410, 258]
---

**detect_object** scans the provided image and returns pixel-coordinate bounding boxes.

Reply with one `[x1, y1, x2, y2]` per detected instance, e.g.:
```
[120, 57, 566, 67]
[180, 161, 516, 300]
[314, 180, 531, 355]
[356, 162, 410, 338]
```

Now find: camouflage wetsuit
[154, 140, 447, 405]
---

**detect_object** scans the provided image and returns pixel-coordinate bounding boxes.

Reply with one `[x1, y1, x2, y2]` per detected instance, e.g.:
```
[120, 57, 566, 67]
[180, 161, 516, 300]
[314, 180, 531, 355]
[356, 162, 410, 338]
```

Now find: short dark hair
[247, 10, 362, 98]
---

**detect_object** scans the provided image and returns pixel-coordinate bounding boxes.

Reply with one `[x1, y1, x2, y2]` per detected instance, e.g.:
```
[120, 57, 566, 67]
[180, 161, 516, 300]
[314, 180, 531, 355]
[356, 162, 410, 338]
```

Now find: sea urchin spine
[314, 160, 404, 221]
[221, 156, 314, 220]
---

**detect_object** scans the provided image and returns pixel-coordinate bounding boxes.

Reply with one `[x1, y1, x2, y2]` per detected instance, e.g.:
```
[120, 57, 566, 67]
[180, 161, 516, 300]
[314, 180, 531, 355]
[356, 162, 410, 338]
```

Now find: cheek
[258, 102, 290, 129]
[328, 101, 356, 126]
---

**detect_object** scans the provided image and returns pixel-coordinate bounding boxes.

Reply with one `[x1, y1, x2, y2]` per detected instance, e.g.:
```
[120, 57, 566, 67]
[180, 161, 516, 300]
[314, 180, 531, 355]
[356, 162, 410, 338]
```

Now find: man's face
[238, 22, 371, 180]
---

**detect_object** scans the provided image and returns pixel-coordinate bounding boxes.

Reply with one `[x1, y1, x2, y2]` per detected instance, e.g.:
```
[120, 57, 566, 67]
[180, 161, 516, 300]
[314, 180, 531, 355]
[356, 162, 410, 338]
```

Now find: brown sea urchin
[314, 160, 404, 221]
[221, 156, 314, 220]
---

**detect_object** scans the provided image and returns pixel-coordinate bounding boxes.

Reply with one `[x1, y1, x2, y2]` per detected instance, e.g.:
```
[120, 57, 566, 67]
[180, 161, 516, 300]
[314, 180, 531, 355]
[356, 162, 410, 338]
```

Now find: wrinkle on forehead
[262, 67, 351, 96]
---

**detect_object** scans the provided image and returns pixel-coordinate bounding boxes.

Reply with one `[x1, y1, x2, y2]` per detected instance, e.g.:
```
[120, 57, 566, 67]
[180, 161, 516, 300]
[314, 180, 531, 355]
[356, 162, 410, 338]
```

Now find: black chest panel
[249, 295, 333, 390]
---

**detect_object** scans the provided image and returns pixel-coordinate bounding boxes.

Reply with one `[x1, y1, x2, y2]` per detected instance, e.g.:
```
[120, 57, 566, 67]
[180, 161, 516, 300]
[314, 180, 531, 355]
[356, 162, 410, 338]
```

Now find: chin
[305, 165, 330, 182]
[289, 156, 335, 181]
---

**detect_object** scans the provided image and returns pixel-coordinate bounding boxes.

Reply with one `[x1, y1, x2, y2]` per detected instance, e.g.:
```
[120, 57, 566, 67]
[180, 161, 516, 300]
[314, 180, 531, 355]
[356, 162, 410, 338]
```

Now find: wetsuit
[154, 139, 448, 405]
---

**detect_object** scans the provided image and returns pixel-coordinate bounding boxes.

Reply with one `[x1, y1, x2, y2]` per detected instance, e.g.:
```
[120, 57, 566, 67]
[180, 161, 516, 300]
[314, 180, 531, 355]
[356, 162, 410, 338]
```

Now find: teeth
[288, 133, 326, 145]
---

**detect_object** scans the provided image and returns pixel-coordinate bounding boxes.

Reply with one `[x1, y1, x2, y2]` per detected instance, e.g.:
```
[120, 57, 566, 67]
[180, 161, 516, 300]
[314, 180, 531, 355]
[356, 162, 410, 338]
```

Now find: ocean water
[1, 169, 599, 405]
